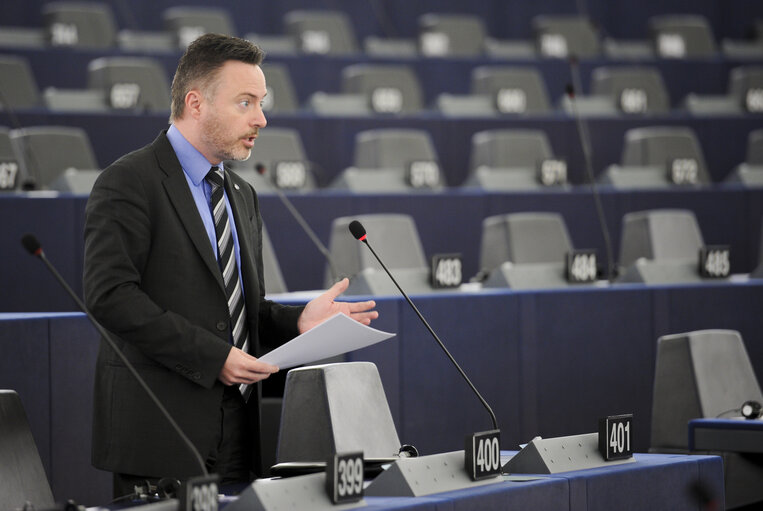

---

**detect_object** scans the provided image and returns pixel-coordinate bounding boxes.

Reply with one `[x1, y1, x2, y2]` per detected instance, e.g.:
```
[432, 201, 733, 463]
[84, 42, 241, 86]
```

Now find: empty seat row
[303, 209, 763, 296]
[2, 124, 762, 194]
[2, 3, 760, 61]
[3, 52, 763, 118]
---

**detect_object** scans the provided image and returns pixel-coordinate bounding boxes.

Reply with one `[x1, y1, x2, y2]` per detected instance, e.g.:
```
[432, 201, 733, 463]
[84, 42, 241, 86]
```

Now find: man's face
[198, 60, 267, 163]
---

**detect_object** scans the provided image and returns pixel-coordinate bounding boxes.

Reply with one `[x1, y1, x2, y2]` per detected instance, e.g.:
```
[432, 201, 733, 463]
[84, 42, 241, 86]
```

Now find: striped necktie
[205, 167, 252, 399]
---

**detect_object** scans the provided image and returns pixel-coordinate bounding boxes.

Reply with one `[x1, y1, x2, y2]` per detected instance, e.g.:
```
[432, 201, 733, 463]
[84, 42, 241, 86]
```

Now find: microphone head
[21, 233, 42, 256]
[255, 162, 266, 175]
[348, 220, 367, 241]
[565, 83, 575, 98]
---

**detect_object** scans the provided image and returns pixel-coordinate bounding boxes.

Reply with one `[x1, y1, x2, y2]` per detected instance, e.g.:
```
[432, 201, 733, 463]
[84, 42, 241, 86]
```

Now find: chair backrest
[470, 129, 553, 171]
[353, 129, 437, 170]
[532, 15, 600, 58]
[417, 13, 486, 57]
[618, 209, 704, 268]
[747, 129, 763, 165]
[327, 214, 427, 281]
[591, 66, 670, 114]
[261, 223, 287, 294]
[0, 127, 21, 191]
[277, 362, 401, 462]
[163, 6, 236, 47]
[0, 55, 42, 109]
[471, 66, 551, 114]
[261, 63, 298, 114]
[10, 126, 99, 188]
[284, 10, 358, 55]
[648, 15, 717, 58]
[480, 212, 573, 270]
[342, 64, 423, 114]
[0, 390, 54, 509]
[728, 66, 763, 114]
[620, 126, 710, 183]
[651, 330, 763, 450]
[227, 127, 315, 190]
[87, 57, 171, 112]
[42, 1, 117, 48]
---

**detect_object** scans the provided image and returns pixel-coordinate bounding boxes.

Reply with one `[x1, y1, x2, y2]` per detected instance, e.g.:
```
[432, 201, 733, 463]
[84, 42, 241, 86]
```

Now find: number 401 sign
[598, 414, 633, 461]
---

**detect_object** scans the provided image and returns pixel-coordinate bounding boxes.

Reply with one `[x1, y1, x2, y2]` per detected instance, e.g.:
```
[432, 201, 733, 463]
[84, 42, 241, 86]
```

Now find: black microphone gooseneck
[566, 57, 615, 281]
[20, 234, 209, 478]
[348, 221, 498, 431]
[256, 162, 340, 283]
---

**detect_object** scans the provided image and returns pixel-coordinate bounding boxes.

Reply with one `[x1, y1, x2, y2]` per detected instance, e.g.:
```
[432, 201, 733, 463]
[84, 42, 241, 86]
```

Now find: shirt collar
[167, 124, 220, 186]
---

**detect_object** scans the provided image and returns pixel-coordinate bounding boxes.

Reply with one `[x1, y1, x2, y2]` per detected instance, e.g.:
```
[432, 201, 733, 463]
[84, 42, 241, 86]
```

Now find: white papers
[259, 313, 395, 370]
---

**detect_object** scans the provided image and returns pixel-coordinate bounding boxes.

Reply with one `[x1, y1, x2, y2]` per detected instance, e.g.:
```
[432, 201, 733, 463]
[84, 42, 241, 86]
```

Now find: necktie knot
[205, 166, 224, 190]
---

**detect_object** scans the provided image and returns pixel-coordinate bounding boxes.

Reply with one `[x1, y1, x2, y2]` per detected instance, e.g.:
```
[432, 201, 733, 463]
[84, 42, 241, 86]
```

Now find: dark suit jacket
[83, 131, 303, 478]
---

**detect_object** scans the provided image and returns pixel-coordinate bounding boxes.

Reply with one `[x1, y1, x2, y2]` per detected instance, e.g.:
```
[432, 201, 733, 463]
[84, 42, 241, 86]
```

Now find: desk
[689, 418, 763, 453]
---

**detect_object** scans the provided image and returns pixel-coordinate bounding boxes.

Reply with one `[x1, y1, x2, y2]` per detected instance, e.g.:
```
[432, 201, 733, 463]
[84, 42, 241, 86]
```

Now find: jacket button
[216, 321, 227, 331]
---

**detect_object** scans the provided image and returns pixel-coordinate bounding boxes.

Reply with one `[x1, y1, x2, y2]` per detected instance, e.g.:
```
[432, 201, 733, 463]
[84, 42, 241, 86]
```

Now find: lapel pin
[234, 183, 240, 190]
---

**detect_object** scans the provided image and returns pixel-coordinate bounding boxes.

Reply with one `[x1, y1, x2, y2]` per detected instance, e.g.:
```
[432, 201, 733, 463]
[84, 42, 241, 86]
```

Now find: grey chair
[261, 64, 299, 114]
[364, 36, 418, 58]
[532, 15, 601, 58]
[648, 15, 717, 58]
[342, 64, 423, 115]
[227, 127, 316, 193]
[324, 214, 434, 295]
[0, 127, 21, 191]
[0, 390, 55, 509]
[417, 13, 486, 57]
[261, 223, 287, 294]
[284, 10, 358, 55]
[650, 330, 763, 508]
[245, 33, 298, 56]
[9, 126, 99, 191]
[87, 57, 171, 112]
[479, 212, 580, 289]
[277, 362, 402, 463]
[751, 218, 763, 279]
[0, 56, 43, 109]
[616, 209, 706, 283]
[330, 129, 444, 193]
[42, 1, 117, 48]
[600, 126, 711, 189]
[726, 129, 763, 186]
[472, 66, 552, 115]
[590, 66, 670, 114]
[684, 66, 763, 116]
[464, 129, 565, 190]
[163, 6, 236, 47]
[306, 92, 371, 116]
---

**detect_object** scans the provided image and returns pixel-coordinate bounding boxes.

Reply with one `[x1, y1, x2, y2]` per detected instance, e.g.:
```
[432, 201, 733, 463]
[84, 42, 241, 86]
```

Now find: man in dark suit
[83, 34, 377, 498]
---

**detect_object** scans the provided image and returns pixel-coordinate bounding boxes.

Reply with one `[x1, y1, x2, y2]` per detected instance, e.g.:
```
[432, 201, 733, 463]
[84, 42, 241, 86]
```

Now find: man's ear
[185, 89, 203, 119]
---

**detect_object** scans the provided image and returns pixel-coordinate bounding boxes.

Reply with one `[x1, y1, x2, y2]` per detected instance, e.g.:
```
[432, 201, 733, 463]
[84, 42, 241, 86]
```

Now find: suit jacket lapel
[153, 133, 224, 289]
[224, 169, 261, 306]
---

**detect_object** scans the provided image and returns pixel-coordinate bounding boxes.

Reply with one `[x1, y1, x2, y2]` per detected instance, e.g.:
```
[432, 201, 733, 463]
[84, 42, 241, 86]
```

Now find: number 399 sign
[326, 452, 364, 504]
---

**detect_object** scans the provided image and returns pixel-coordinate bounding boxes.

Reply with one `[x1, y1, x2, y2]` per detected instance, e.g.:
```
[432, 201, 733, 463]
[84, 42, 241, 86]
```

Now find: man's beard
[200, 112, 255, 162]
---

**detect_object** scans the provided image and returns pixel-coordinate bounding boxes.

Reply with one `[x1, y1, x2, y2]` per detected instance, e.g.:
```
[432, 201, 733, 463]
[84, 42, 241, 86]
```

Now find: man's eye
[240, 100, 250, 108]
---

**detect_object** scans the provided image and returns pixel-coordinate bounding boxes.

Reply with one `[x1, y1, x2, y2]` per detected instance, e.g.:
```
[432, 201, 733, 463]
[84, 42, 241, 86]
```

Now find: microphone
[255, 162, 341, 283]
[348, 220, 498, 431]
[565, 57, 615, 281]
[20, 234, 209, 478]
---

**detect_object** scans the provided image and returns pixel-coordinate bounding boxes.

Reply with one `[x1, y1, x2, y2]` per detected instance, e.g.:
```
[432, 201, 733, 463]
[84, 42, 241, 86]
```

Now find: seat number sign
[327, 451, 364, 504]
[465, 429, 501, 480]
[598, 414, 633, 461]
